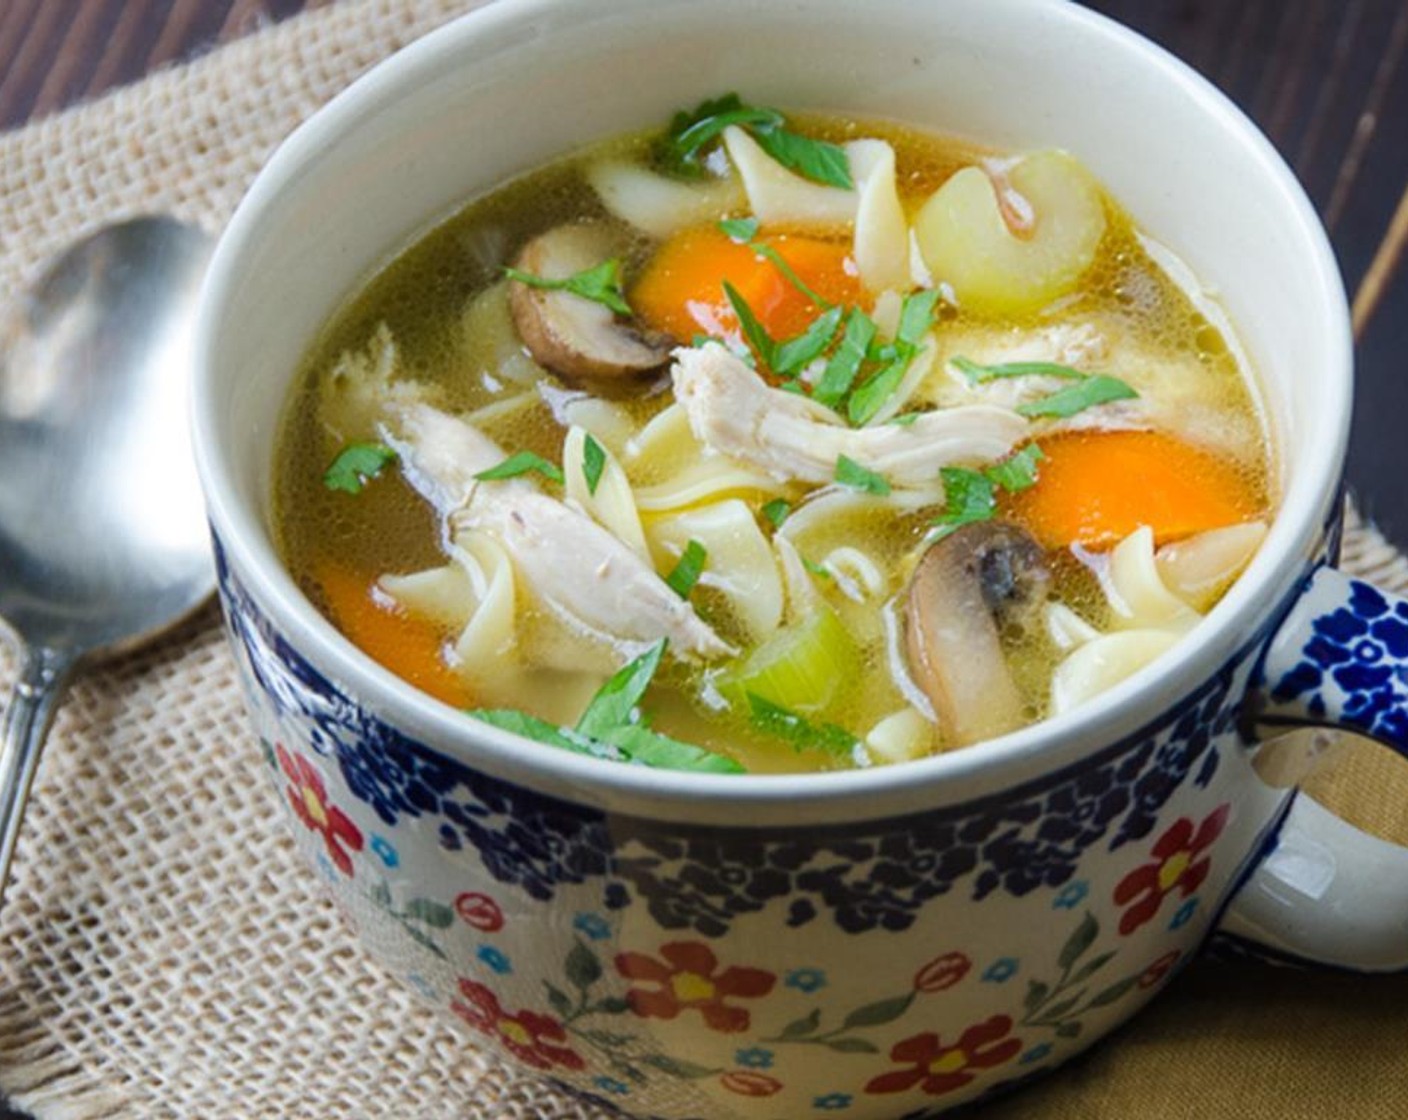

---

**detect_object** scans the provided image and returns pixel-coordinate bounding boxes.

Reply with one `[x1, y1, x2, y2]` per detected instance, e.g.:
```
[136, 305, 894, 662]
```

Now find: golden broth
[273, 113, 1272, 774]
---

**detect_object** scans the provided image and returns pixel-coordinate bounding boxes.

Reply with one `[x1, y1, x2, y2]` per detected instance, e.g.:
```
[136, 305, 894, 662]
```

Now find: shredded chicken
[671, 343, 1028, 488]
[382, 401, 732, 661]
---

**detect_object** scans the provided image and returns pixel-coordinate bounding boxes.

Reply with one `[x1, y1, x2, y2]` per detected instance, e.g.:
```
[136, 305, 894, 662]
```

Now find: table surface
[1, 2, 1407, 1118]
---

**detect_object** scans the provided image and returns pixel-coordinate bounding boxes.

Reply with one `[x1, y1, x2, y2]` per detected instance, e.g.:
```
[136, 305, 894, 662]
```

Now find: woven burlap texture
[3, 2, 1408, 1117]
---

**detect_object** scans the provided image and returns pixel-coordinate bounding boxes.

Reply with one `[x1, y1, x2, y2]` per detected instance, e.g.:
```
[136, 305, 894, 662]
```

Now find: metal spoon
[0, 217, 215, 903]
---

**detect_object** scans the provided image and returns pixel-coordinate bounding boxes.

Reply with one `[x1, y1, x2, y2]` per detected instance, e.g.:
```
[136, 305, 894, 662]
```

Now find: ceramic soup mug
[191, 0, 1408, 1115]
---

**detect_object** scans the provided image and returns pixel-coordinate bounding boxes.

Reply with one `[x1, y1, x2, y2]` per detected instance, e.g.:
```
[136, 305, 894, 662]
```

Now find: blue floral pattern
[1267, 575, 1408, 747]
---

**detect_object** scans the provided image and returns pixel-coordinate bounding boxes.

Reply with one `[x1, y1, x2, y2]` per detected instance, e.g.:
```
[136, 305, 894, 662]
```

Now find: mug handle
[1221, 565, 1408, 969]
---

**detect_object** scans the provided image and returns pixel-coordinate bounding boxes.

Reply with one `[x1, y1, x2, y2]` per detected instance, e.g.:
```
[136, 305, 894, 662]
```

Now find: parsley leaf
[986, 443, 1045, 492]
[801, 555, 832, 580]
[723, 281, 777, 367]
[773, 305, 844, 375]
[504, 258, 632, 316]
[760, 498, 792, 529]
[890, 411, 922, 427]
[747, 693, 859, 758]
[323, 442, 397, 495]
[896, 288, 942, 348]
[813, 308, 878, 408]
[576, 639, 666, 739]
[665, 540, 708, 599]
[659, 93, 852, 188]
[1016, 374, 1139, 418]
[835, 454, 891, 496]
[844, 289, 939, 425]
[951, 356, 1087, 383]
[718, 216, 761, 242]
[582, 433, 607, 496]
[469, 640, 744, 774]
[751, 126, 853, 189]
[661, 93, 783, 177]
[474, 451, 565, 484]
[601, 724, 744, 774]
[931, 467, 997, 539]
[846, 357, 911, 426]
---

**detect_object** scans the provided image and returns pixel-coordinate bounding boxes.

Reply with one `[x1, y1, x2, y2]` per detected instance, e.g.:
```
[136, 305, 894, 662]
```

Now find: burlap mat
[2, 3, 1407, 1116]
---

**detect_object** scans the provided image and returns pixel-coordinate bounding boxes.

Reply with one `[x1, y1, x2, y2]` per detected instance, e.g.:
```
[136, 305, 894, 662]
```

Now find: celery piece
[716, 605, 858, 714]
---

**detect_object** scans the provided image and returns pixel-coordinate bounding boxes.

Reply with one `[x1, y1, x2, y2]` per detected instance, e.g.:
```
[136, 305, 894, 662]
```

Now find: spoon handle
[0, 645, 77, 905]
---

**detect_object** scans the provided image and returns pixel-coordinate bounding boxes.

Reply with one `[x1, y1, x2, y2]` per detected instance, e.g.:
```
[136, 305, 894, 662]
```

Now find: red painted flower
[451, 978, 584, 1072]
[865, 1015, 1023, 1096]
[1139, 950, 1183, 989]
[1114, 804, 1230, 935]
[456, 891, 505, 932]
[720, 1071, 782, 1097]
[276, 744, 363, 875]
[615, 941, 775, 1033]
[913, 951, 972, 993]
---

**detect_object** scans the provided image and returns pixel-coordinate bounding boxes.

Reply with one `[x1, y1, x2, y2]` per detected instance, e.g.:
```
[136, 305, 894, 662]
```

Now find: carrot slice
[314, 563, 473, 708]
[1002, 430, 1263, 550]
[631, 225, 860, 349]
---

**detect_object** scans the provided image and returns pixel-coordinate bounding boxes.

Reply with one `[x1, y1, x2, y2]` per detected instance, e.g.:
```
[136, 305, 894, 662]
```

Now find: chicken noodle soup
[273, 96, 1273, 774]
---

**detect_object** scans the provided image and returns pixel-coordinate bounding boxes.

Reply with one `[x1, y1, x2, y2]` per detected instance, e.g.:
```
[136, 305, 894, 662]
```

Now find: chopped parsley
[582, 433, 607, 496]
[469, 640, 742, 774]
[665, 539, 708, 599]
[661, 93, 852, 188]
[930, 443, 1046, 539]
[473, 451, 565, 485]
[834, 454, 891, 496]
[504, 257, 632, 316]
[950, 354, 1139, 420]
[746, 693, 859, 759]
[760, 498, 792, 529]
[323, 442, 397, 494]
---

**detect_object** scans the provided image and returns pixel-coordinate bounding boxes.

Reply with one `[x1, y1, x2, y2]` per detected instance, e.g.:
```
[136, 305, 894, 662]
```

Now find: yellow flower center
[671, 971, 717, 1004]
[1158, 850, 1191, 892]
[302, 786, 328, 828]
[928, 1049, 969, 1077]
[499, 1019, 533, 1048]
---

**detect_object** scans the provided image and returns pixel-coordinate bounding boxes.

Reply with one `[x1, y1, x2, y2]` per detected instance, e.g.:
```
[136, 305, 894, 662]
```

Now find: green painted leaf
[575, 640, 667, 738]
[1055, 1021, 1083, 1039]
[664, 539, 708, 599]
[397, 920, 448, 959]
[834, 454, 891, 496]
[1071, 950, 1117, 985]
[473, 450, 565, 484]
[1042, 995, 1083, 1022]
[544, 983, 574, 1018]
[840, 992, 913, 1030]
[640, 1053, 718, 1080]
[825, 1037, 879, 1054]
[1017, 373, 1139, 419]
[1024, 979, 1051, 1014]
[1088, 974, 1140, 1008]
[566, 939, 603, 991]
[590, 997, 632, 1016]
[778, 1008, 822, 1039]
[1059, 912, 1100, 971]
[583, 1028, 634, 1046]
[402, 898, 455, 928]
[323, 442, 397, 494]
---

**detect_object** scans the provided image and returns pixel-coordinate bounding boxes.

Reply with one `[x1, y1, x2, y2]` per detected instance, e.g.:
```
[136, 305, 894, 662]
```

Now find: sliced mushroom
[506, 223, 672, 387]
[904, 521, 1051, 747]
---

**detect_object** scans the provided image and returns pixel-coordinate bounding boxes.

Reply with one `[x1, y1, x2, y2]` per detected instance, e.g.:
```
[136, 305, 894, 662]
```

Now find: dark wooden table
[1, 2, 1406, 1118]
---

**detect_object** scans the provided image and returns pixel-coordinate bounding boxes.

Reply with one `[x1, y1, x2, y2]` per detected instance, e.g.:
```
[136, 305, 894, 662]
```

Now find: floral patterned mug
[191, 1, 1406, 1116]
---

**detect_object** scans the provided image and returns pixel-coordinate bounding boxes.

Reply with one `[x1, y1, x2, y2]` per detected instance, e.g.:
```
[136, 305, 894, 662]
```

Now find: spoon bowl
[0, 216, 214, 900]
